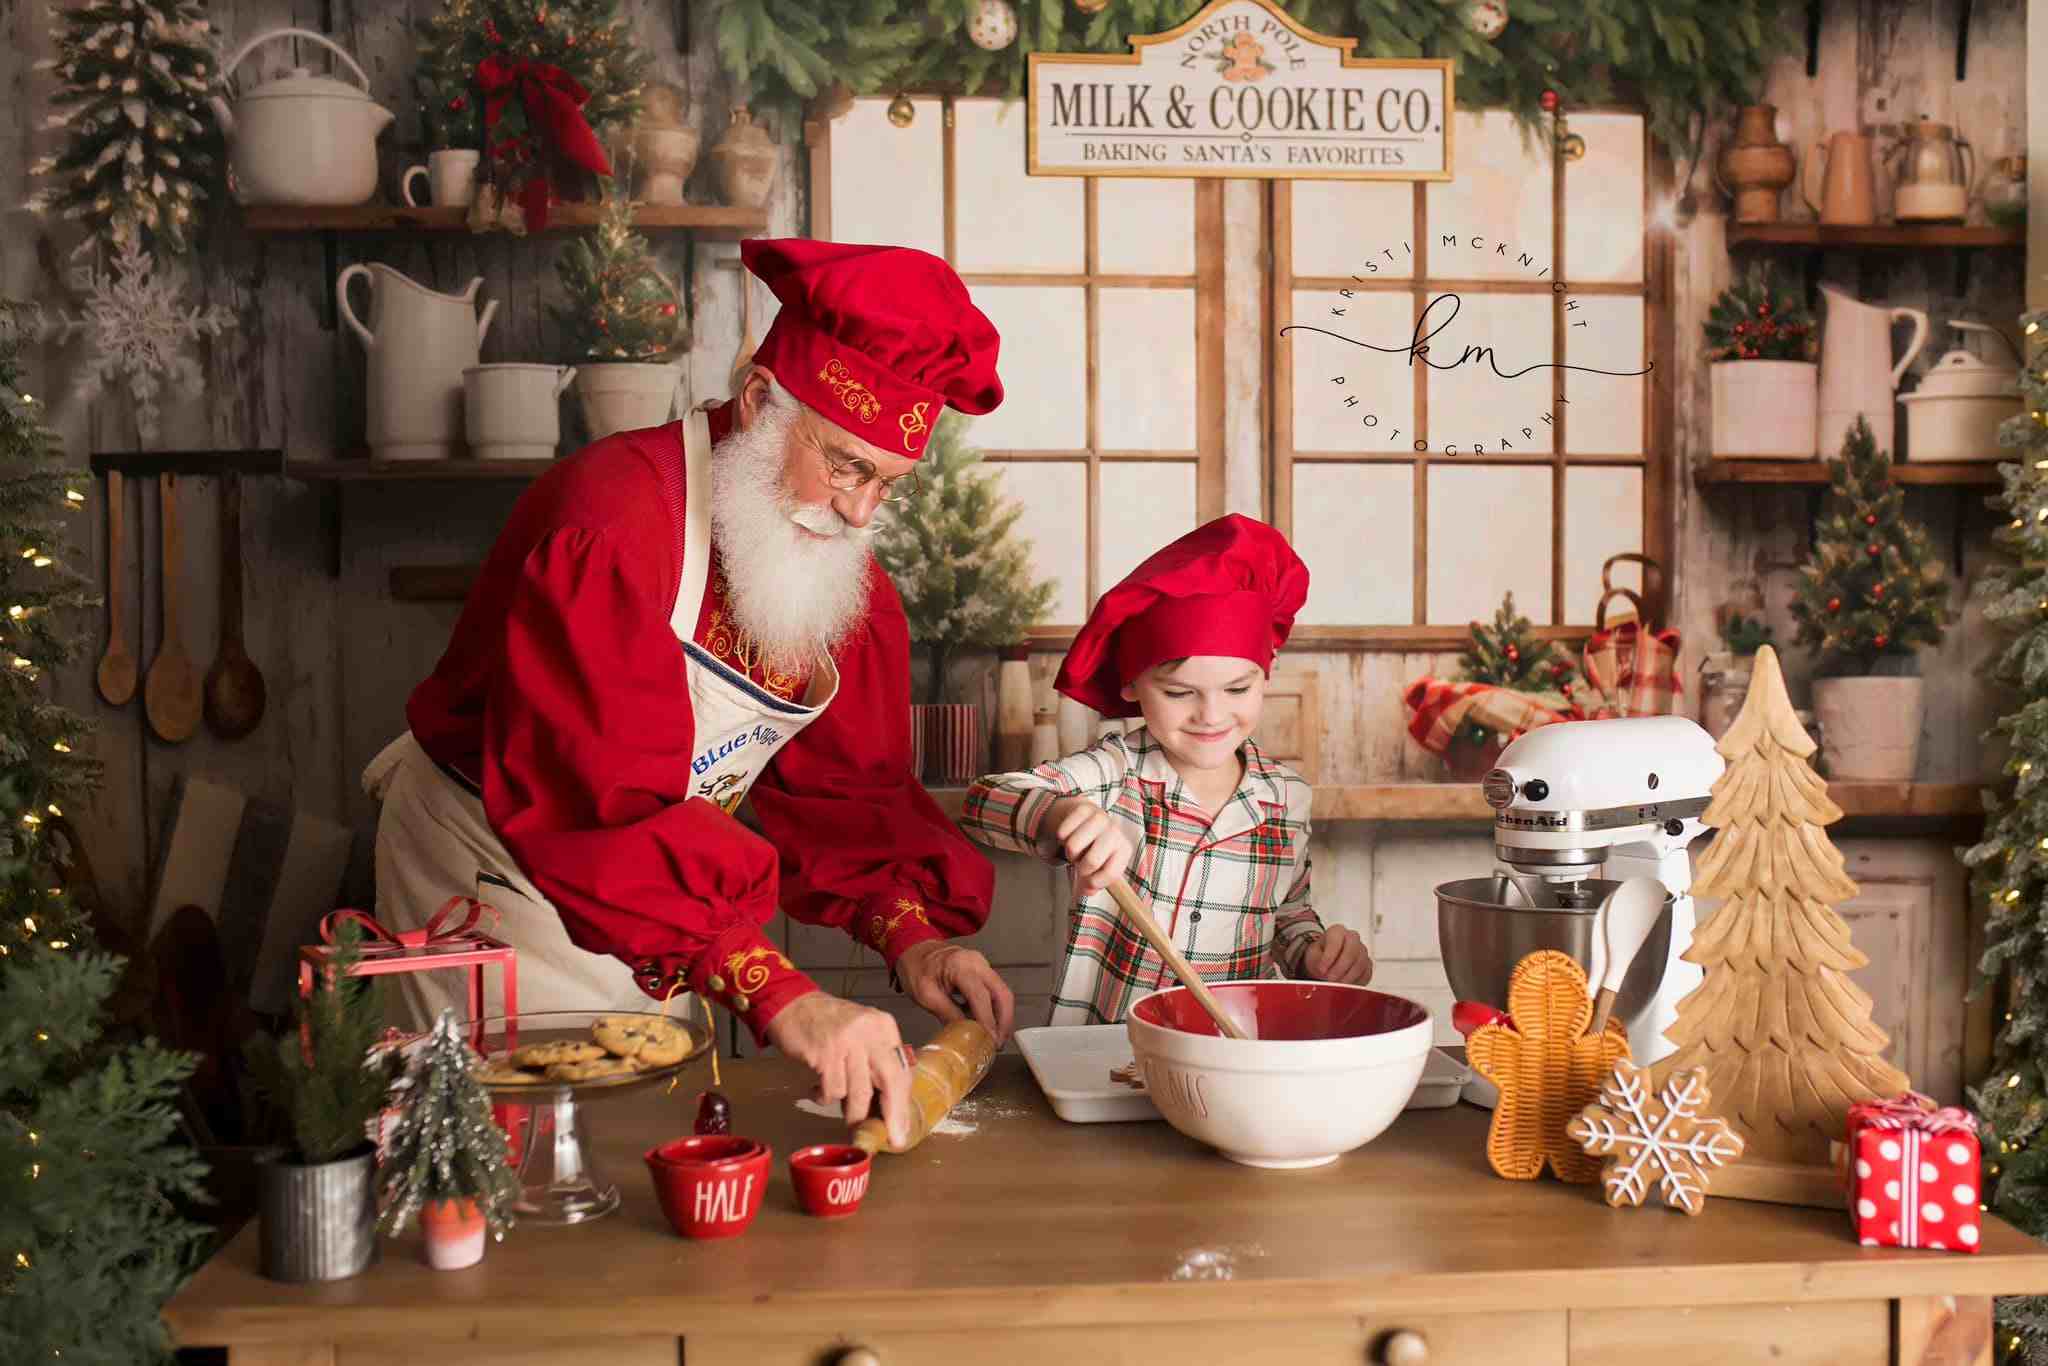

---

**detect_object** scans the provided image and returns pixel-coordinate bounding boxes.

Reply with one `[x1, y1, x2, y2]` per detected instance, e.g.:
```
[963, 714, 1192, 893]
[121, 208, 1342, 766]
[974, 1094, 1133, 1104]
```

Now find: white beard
[707, 394, 873, 674]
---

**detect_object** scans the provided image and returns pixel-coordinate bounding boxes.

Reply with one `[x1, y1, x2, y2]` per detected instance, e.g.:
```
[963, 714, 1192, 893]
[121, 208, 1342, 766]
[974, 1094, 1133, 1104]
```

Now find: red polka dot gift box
[1846, 1093, 1982, 1254]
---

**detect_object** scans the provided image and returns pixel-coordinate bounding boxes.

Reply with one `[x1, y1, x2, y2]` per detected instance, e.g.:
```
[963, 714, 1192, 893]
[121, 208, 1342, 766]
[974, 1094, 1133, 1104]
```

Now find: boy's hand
[1044, 797, 1135, 897]
[1301, 926, 1373, 985]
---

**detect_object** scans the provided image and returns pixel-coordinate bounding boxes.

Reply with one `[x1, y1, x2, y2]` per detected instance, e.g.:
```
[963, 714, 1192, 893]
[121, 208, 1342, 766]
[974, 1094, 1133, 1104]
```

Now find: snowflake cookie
[1567, 1060, 1746, 1215]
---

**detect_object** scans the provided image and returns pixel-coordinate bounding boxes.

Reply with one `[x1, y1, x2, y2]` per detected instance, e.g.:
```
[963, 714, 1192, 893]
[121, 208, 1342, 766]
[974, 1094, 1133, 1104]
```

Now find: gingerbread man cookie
[1466, 950, 1630, 1183]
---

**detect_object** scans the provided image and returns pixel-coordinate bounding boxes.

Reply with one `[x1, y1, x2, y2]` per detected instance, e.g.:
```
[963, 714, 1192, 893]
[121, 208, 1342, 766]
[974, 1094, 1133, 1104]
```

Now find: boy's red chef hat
[1056, 515, 1310, 718]
[741, 238, 1004, 459]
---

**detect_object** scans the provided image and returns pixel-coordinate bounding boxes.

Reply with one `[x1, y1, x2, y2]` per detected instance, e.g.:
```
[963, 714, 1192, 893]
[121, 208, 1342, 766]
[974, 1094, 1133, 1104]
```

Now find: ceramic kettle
[338, 265, 499, 462]
[211, 28, 392, 207]
[1889, 118, 1975, 223]
[1802, 131, 1878, 226]
[1817, 284, 1929, 458]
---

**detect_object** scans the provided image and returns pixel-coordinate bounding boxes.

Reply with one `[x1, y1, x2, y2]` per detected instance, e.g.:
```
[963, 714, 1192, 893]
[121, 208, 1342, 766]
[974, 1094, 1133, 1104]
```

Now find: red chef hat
[1055, 515, 1310, 719]
[741, 238, 1003, 459]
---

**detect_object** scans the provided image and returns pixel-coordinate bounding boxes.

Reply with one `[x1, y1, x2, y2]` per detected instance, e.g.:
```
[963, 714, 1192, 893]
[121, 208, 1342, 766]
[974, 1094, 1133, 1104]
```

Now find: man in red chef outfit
[365, 239, 1015, 1142]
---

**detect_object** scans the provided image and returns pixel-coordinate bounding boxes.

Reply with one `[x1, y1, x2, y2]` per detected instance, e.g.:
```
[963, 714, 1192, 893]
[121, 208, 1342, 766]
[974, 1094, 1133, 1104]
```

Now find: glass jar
[1698, 658, 1752, 741]
[1984, 155, 2027, 230]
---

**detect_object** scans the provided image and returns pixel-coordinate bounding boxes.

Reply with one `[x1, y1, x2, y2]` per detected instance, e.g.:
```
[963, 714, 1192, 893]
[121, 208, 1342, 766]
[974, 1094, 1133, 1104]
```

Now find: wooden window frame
[1268, 112, 1676, 651]
[810, 95, 1228, 647]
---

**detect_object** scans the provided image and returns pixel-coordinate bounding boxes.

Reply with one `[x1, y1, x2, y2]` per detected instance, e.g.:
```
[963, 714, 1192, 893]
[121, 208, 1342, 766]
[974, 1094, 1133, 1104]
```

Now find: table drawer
[686, 1312, 1566, 1366]
[1569, 1301, 1890, 1366]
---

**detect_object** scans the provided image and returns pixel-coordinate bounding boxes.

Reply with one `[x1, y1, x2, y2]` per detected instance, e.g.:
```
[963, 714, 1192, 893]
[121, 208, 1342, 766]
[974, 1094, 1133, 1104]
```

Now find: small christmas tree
[1703, 264, 1816, 362]
[27, 0, 221, 260]
[0, 297, 209, 1366]
[552, 183, 689, 363]
[871, 413, 1056, 705]
[242, 921, 391, 1165]
[376, 1009, 519, 1240]
[1789, 416, 1950, 676]
[1965, 306, 2048, 1364]
[1452, 591, 1578, 750]
[1655, 645, 1908, 1170]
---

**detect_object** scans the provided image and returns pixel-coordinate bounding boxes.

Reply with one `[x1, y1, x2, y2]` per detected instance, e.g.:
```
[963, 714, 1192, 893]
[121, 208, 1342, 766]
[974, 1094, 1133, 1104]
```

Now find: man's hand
[1300, 926, 1374, 985]
[895, 939, 1015, 1043]
[762, 991, 913, 1146]
[1043, 796, 1134, 897]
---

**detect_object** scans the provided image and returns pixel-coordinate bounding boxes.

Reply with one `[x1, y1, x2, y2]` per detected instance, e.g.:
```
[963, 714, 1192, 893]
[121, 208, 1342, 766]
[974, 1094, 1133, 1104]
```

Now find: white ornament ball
[968, 0, 1019, 51]
[1465, 0, 1509, 40]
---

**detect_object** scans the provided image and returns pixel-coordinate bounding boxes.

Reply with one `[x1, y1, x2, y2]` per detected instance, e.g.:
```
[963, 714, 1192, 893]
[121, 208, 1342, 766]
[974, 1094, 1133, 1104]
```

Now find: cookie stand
[466, 1006, 711, 1226]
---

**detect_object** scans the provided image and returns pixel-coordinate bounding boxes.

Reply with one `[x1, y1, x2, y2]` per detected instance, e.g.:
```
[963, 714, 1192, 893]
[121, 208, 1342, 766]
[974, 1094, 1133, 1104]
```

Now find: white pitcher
[1817, 284, 1928, 460]
[338, 265, 500, 462]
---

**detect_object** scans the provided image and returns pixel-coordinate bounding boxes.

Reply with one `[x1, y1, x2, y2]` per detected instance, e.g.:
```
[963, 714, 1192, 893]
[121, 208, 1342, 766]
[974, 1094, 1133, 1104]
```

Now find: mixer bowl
[1126, 982, 1433, 1169]
[1436, 877, 1672, 1027]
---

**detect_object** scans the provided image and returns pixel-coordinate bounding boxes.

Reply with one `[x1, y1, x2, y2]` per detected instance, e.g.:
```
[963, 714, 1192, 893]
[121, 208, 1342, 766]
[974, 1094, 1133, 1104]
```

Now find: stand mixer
[1437, 715, 1726, 1072]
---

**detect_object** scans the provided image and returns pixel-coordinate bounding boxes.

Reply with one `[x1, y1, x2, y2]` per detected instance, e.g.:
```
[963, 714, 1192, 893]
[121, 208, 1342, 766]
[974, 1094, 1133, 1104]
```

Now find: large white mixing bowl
[1125, 981, 1434, 1169]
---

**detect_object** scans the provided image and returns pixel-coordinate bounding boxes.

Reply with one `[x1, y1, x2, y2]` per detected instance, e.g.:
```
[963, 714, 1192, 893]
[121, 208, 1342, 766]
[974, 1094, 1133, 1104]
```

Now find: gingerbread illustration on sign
[1216, 32, 1275, 82]
[1466, 949, 1629, 1183]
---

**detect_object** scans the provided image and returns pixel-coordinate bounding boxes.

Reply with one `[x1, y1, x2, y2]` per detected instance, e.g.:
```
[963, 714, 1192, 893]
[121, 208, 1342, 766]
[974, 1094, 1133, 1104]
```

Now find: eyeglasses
[822, 448, 922, 504]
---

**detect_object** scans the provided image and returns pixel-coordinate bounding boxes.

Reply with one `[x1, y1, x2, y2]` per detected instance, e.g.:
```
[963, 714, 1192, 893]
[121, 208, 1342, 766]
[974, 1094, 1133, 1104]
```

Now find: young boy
[961, 515, 1371, 1026]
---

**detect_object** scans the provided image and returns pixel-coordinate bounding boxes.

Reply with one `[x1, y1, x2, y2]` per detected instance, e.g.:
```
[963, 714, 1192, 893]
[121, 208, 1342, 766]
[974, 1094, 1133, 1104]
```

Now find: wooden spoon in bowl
[1105, 877, 1247, 1040]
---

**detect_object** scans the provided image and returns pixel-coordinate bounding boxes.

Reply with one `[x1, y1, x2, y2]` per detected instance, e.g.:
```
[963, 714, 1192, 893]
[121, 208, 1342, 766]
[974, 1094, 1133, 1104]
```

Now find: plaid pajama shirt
[961, 725, 1323, 1026]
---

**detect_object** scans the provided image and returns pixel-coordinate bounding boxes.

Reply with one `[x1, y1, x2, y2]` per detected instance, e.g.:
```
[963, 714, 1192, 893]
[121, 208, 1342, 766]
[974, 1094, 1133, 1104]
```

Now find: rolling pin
[850, 1019, 998, 1155]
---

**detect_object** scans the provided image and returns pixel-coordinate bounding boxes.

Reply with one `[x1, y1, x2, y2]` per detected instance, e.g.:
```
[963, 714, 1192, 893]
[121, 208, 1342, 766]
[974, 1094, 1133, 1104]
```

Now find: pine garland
[552, 183, 689, 362]
[28, 0, 221, 260]
[871, 413, 1057, 705]
[1703, 264, 1815, 362]
[375, 1010, 520, 1239]
[709, 0, 1794, 163]
[1967, 307, 2048, 1366]
[1787, 416, 1950, 677]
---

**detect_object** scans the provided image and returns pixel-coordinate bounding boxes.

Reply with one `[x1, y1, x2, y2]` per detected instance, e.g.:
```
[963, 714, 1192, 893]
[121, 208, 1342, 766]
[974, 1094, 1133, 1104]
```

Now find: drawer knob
[839, 1350, 883, 1366]
[1380, 1329, 1429, 1366]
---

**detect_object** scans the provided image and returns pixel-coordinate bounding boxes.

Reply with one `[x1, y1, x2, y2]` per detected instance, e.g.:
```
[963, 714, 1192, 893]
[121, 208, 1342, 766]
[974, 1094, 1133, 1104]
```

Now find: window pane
[1098, 179, 1194, 275]
[983, 460, 1088, 624]
[1292, 182, 1415, 278]
[1563, 114, 1645, 284]
[1422, 293, 1554, 454]
[1425, 111, 1552, 281]
[1293, 465, 1414, 625]
[832, 98, 944, 257]
[1426, 465, 1552, 625]
[1098, 462, 1196, 594]
[954, 99, 1084, 274]
[1564, 467, 1645, 624]
[967, 285, 1086, 449]
[1565, 295, 1646, 454]
[1098, 288, 1195, 450]
[1291, 290, 1416, 452]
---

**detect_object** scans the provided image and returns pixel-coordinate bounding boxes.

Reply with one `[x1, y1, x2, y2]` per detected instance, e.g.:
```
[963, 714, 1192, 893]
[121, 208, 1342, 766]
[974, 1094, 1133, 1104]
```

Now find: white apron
[365, 409, 840, 1029]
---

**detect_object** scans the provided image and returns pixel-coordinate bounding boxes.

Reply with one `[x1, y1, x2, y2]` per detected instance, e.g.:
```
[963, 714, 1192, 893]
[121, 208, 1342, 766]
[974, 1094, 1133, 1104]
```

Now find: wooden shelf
[240, 202, 767, 238]
[1697, 458, 2002, 488]
[1727, 222, 2023, 249]
[289, 456, 552, 483]
[90, 448, 284, 478]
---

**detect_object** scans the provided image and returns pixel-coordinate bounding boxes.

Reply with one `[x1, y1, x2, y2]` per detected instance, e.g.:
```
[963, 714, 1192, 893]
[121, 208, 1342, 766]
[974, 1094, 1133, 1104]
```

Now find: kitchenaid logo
[1280, 229, 1652, 457]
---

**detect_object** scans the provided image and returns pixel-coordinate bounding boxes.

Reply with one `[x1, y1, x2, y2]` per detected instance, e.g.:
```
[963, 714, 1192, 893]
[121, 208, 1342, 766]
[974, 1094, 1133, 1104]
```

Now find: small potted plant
[553, 174, 691, 441]
[242, 922, 395, 1283]
[1706, 264, 1818, 458]
[1788, 416, 1950, 779]
[1441, 591, 1578, 779]
[1699, 579, 1773, 739]
[872, 413, 1056, 785]
[376, 1008, 520, 1269]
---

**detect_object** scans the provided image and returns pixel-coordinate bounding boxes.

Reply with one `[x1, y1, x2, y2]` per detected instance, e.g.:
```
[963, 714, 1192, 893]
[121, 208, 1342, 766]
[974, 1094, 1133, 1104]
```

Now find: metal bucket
[257, 1147, 378, 1283]
[1435, 876, 1672, 1027]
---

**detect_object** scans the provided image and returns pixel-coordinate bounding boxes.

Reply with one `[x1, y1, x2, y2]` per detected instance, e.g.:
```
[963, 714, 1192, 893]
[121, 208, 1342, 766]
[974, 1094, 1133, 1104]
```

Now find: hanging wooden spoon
[143, 473, 200, 743]
[1106, 877, 1247, 1040]
[95, 470, 137, 705]
[203, 472, 266, 739]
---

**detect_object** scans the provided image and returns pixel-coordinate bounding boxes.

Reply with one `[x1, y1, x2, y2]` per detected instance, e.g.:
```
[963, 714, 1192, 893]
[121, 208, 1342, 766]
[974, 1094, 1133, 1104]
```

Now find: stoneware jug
[1716, 104, 1796, 224]
[1802, 131, 1877, 226]
[338, 265, 499, 462]
[1817, 284, 1929, 459]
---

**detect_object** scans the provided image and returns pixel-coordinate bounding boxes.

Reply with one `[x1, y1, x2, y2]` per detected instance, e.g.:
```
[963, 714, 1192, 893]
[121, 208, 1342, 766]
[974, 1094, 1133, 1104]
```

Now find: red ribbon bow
[476, 55, 612, 231]
[319, 896, 497, 955]
[1851, 1090, 1979, 1137]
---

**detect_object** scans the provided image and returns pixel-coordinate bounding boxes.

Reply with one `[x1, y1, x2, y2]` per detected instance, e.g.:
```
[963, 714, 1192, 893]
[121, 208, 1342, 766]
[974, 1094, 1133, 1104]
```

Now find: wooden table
[166, 1057, 2048, 1366]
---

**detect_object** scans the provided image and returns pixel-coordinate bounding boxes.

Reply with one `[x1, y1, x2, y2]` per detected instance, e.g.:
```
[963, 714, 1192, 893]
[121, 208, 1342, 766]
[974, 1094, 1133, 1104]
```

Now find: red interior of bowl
[648, 1135, 763, 1167]
[789, 1144, 868, 1170]
[1130, 982, 1429, 1040]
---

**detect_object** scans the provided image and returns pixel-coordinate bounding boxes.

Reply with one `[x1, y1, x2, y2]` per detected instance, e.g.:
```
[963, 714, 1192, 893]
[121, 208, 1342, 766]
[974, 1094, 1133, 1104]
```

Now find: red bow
[319, 896, 497, 955]
[476, 55, 612, 230]
[1850, 1091, 1979, 1137]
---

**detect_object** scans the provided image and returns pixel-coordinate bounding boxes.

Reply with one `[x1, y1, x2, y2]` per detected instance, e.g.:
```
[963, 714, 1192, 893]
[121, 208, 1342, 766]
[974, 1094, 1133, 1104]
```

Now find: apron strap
[671, 408, 714, 641]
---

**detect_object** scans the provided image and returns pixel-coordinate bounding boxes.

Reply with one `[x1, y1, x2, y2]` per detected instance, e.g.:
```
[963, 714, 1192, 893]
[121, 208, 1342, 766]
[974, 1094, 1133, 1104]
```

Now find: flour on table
[1169, 1243, 1266, 1282]
[794, 1094, 1028, 1135]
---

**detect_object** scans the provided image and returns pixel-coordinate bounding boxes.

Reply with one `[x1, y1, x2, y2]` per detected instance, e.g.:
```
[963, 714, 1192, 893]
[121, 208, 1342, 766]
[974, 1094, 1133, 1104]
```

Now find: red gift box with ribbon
[1845, 1092, 1982, 1253]
[297, 897, 518, 1052]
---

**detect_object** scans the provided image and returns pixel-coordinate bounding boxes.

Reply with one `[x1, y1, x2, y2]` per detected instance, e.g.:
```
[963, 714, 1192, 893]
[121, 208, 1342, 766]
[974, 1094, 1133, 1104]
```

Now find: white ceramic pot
[576, 362, 685, 441]
[1711, 360, 1818, 458]
[464, 364, 576, 462]
[1900, 334, 2022, 461]
[211, 29, 393, 207]
[1126, 981, 1432, 1169]
[338, 265, 498, 462]
[403, 150, 481, 209]
[1811, 676, 1924, 781]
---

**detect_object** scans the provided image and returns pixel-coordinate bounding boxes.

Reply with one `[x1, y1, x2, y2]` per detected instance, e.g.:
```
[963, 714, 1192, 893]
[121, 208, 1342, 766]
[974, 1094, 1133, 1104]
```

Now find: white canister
[403, 149, 481, 209]
[1711, 359, 1819, 458]
[1028, 708, 1060, 767]
[1056, 694, 1096, 756]
[464, 364, 577, 461]
[1899, 340, 2022, 462]
[577, 362, 685, 442]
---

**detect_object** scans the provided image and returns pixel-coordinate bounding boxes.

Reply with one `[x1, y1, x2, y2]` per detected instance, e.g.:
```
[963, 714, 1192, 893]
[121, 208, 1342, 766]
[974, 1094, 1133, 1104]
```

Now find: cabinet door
[1569, 1301, 1889, 1365]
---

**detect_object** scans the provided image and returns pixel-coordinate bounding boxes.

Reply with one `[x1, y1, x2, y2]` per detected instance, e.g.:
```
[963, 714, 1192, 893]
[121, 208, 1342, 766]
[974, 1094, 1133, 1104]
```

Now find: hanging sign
[1027, 0, 1452, 181]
